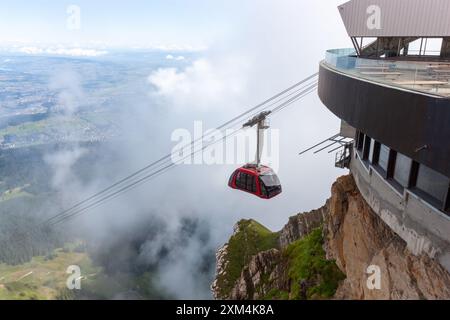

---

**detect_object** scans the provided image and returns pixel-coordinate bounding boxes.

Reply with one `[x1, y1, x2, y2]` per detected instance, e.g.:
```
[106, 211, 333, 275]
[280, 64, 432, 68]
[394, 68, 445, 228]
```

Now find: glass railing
[324, 49, 450, 98]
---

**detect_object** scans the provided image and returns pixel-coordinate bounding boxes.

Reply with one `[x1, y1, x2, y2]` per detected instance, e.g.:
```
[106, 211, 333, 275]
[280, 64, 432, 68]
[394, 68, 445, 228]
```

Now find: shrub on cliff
[284, 228, 345, 299]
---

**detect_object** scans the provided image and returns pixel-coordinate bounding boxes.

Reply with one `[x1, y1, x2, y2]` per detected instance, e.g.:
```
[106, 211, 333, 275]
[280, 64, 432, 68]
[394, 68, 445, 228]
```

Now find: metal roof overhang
[339, 0, 450, 38]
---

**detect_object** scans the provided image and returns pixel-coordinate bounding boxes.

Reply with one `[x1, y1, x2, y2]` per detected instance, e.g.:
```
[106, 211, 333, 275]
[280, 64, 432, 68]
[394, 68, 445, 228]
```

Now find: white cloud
[46, 47, 108, 57]
[149, 43, 207, 52]
[44, 147, 87, 189]
[148, 57, 249, 112]
[0, 40, 204, 56]
[18, 46, 44, 55]
[144, 0, 351, 232]
[17, 46, 108, 57]
[49, 68, 84, 116]
[166, 54, 185, 61]
[149, 67, 187, 95]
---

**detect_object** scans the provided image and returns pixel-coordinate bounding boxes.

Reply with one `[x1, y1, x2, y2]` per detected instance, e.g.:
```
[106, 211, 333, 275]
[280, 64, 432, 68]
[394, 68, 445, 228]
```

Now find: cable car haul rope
[14, 73, 319, 242]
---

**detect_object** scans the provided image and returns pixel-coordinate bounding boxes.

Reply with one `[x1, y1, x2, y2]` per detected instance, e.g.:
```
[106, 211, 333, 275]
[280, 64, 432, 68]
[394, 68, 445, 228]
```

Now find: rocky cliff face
[278, 206, 328, 248]
[212, 206, 343, 300]
[212, 175, 450, 300]
[326, 175, 450, 299]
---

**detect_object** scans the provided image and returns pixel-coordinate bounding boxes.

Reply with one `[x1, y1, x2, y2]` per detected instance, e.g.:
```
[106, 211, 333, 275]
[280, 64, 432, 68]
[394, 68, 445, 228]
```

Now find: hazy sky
[0, 0, 354, 231]
[0, 0, 355, 229]
[1, 0, 355, 298]
[0, 0, 247, 47]
[0, 0, 349, 49]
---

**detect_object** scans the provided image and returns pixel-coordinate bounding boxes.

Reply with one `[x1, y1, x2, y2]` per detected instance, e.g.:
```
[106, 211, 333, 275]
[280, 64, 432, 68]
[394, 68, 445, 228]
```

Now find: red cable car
[228, 164, 282, 199]
[228, 111, 282, 199]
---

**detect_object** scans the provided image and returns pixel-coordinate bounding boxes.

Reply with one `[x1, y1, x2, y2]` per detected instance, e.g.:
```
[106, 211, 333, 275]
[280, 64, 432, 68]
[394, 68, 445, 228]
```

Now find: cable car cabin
[228, 165, 282, 199]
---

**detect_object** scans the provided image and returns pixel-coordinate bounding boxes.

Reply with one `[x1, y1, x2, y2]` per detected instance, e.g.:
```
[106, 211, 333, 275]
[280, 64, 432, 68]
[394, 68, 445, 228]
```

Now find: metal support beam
[298, 134, 340, 156]
[243, 111, 271, 167]
[441, 37, 450, 58]
[351, 37, 361, 56]
[396, 38, 402, 56]
[419, 38, 424, 56]
[313, 137, 346, 154]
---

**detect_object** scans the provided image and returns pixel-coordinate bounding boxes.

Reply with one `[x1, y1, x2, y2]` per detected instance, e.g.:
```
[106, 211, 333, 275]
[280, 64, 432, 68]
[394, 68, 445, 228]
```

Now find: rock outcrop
[212, 174, 450, 300]
[278, 206, 328, 248]
[212, 209, 342, 300]
[326, 175, 450, 299]
[229, 249, 288, 300]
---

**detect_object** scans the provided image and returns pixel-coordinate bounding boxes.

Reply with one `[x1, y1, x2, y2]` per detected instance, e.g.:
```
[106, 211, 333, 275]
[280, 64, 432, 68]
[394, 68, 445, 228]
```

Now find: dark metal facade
[318, 62, 450, 179]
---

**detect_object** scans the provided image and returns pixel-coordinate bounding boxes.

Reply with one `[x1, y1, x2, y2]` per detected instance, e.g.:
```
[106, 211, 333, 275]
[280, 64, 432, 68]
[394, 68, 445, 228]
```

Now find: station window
[378, 144, 390, 172]
[371, 141, 381, 165]
[445, 194, 450, 216]
[356, 131, 364, 151]
[362, 136, 371, 160]
[393, 152, 412, 188]
[416, 164, 450, 204]
[369, 138, 376, 163]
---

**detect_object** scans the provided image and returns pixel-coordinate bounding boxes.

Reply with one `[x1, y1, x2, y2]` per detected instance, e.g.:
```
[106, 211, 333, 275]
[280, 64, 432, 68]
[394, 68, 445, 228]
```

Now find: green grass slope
[0, 248, 100, 300]
[216, 219, 280, 298]
[280, 228, 345, 300]
[217, 220, 345, 300]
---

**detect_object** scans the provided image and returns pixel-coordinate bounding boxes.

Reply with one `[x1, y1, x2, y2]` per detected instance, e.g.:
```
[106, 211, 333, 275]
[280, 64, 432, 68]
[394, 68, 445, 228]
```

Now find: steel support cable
[11, 77, 319, 244]
[42, 75, 318, 225]
[48, 128, 243, 226]
[43, 73, 318, 224]
[48, 84, 318, 226]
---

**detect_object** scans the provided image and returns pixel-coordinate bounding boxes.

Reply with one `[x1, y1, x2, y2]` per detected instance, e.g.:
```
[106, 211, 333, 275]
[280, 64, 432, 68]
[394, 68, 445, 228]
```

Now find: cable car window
[259, 180, 268, 198]
[246, 174, 255, 192]
[260, 174, 281, 187]
[229, 170, 237, 186]
[260, 174, 281, 198]
[251, 175, 257, 193]
[235, 172, 247, 190]
[259, 177, 281, 198]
